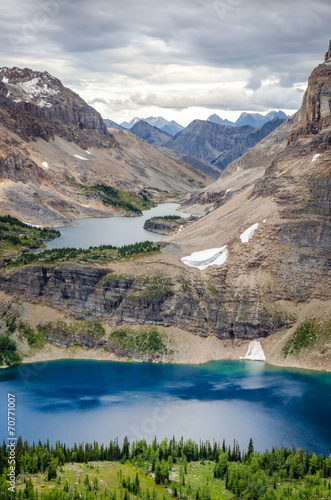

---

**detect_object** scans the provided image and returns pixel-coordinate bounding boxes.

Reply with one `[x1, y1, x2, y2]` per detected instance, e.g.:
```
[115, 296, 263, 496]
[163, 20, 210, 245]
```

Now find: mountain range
[120, 116, 184, 136]
[0, 67, 212, 225]
[127, 116, 286, 174]
[208, 110, 289, 128]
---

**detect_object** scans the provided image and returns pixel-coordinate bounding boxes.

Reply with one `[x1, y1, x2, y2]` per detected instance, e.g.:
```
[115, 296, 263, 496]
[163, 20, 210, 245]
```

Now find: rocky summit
[0, 67, 111, 148]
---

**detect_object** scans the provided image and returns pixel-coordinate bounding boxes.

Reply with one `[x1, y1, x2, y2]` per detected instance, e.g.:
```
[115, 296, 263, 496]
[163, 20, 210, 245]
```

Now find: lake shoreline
[9, 338, 331, 375]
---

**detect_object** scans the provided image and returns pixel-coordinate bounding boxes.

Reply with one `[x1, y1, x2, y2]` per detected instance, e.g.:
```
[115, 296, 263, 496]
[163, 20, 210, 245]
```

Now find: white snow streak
[225, 187, 233, 194]
[42, 161, 49, 169]
[181, 246, 228, 270]
[74, 155, 88, 161]
[240, 223, 259, 243]
[312, 154, 321, 162]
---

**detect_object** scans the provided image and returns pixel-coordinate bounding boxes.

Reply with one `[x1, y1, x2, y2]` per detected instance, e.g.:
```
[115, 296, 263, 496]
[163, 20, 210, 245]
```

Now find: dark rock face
[0, 67, 115, 148]
[0, 264, 295, 341]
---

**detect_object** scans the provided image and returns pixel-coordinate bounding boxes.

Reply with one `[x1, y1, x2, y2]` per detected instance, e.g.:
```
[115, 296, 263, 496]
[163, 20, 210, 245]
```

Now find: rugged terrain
[0, 46, 330, 371]
[165, 117, 286, 170]
[0, 67, 212, 226]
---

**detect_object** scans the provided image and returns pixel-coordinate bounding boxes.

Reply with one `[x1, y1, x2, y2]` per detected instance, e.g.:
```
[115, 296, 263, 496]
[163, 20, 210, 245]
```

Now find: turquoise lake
[0, 360, 330, 454]
[47, 203, 190, 249]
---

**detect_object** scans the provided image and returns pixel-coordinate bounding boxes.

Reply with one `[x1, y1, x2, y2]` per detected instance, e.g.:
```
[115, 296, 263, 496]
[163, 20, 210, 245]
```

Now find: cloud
[0, 0, 330, 122]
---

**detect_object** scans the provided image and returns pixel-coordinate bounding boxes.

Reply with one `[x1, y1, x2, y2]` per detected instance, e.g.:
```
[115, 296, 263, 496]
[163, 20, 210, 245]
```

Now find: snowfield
[240, 223, 259, 243]
[181, 246, 228, 270]
[243, 341, 266, 361]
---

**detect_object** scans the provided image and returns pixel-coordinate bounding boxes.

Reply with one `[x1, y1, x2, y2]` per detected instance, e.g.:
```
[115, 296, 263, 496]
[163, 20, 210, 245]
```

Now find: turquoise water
[0, 360, 330, 454]
[47, 203, 190, 249]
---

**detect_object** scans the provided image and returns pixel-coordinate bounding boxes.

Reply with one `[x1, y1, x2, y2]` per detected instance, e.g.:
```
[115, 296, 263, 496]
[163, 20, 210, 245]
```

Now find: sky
[1, 0, 331, 126]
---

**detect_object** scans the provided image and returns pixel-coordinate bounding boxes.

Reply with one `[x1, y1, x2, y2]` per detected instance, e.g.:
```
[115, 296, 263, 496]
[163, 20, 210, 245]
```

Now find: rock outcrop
[0, 264, 295, 340]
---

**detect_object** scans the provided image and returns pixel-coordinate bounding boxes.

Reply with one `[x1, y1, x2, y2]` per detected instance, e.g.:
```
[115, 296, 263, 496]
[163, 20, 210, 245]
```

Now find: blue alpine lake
[47, 203, 190, 249]
[1, 360, 331, 454]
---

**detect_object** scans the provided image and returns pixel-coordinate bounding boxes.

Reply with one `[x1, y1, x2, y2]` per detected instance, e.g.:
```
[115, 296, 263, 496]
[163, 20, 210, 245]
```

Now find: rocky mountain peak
[288, 44, 331, 145]
[0, 66, 113, 148]
[325, 39, 331, 62]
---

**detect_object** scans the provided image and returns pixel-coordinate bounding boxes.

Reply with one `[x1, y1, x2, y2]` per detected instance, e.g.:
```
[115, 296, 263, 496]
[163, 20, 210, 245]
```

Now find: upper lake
[47, 203, 190, 249]
[1, 360, 330, 454]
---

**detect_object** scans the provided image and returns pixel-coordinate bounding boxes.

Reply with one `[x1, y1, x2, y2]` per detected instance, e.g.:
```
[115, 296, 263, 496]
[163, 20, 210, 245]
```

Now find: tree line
[1, 436, 331, 499]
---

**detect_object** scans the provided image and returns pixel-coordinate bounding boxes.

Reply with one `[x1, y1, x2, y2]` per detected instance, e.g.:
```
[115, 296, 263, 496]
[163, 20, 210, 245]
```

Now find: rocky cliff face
[0, 264, 295, 340]
[164, 43, 331, 355]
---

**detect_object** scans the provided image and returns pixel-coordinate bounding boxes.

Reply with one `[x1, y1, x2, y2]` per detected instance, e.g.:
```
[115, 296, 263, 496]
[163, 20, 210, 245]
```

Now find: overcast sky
[1, 0, 330, 125]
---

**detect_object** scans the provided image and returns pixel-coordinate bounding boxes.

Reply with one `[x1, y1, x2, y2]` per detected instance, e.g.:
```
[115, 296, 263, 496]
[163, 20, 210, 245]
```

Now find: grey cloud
[0, 0, 330, 116]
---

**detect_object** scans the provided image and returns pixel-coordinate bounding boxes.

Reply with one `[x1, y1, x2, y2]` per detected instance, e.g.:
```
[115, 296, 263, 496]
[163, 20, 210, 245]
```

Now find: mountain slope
[0, 67, 111, 148]
[212, 117, 286, 170]
[104, 119, 124, 130]
[0, 67, 213, 225]
[160, 121, 184, 136]
[160, 43, 331, 369]
[166, 118, 285, 169]
[154, 146, 223, 179]
[130, 120, 172, 146]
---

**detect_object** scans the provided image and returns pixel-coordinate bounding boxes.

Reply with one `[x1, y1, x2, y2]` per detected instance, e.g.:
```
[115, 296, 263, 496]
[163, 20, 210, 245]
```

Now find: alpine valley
[0, 43, 330, 375]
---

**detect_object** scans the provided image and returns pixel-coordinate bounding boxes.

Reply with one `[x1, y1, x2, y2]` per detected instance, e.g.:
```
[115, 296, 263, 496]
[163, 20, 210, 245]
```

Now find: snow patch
[244, 341, 266, 361]
[42, 161, 49, 169]
[38, 99, 52, 108]
[240, 223, 259, 243]
[85, 151, 91, 155]
[18, 77, 59, 98]
[2, 76, 8, 83]
[181, 246, 228, 270]
[74, 155, 88, 161]
[178, 225, 183, 232]
[225, 187, 233, 194]
[83, 205, 90, 208]
[263, 219, 266, 223]
[312, 154, 321, 162]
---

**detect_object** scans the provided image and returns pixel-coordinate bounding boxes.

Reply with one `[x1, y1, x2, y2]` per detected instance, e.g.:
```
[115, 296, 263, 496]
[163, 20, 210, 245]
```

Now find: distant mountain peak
[208, 114, 235, 127]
